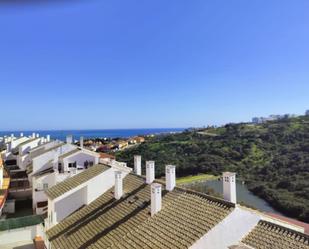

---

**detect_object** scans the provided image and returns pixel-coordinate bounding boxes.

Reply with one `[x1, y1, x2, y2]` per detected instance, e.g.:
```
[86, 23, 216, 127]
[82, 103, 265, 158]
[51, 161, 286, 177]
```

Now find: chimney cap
[146, 160, 155, 165]
[115, 171, 122, 176]
[151, 183, 161, 189]
[223, 172, 236, 177]
[166, 165, 176, 170]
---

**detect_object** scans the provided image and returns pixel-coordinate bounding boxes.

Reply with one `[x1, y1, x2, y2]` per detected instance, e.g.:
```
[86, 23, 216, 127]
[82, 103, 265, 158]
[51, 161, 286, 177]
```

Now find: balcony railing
[0, 215, 44, 231]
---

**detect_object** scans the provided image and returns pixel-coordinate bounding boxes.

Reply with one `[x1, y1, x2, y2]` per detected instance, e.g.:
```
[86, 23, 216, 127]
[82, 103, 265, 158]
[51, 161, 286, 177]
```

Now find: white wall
[54, 186, 87, 222]
[10, 137, 29, 151]
[29, 141, 59, 158]
[32, 144, 76, 175]
[189, 206, 261, 249]
[18, 139, 41, 157]
[85, 168, 117, 204]
[33, 173, 56, 210]
[62, 152, 99, 171]
[48, 166, 130, 227]
[0, 224, 43, 246]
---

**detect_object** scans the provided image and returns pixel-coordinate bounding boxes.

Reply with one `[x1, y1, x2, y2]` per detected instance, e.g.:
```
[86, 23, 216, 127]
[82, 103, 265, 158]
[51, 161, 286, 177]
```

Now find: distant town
[1, 115, 309, 248]
[78, 135, 146, 153]
[251, 109, 309, 124]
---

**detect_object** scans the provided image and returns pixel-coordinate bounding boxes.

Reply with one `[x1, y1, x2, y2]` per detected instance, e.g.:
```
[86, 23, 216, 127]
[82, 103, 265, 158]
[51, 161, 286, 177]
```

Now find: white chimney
[32, 132, 36, 138]
[146, 161, 155, 184]
[36, 133, 40, 138]
[134, 155, 141, 175]
[20, 132, 24, 137]
[165, 165, 176, 191]
[11, 133, 14, 138]
[114, 171, 123, 200]
[46, 135, 50, 142]
[151, 183, 162, 216]
[80, 136, 84, 148]
[66, 135, 73, 144]
[223, 172, 237, 204]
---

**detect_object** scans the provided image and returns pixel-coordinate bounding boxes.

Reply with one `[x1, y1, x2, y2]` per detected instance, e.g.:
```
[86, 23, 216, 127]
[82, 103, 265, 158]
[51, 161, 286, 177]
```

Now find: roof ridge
[32, 142, 65, 159]
[129, 172, 235, 208]
[258, 220, 309, 240]
[45, 164, 110, 200]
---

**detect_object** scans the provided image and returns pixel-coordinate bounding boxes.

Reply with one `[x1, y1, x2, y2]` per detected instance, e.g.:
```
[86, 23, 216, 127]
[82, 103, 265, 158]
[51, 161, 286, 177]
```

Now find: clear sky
[0, 0, 308, 130]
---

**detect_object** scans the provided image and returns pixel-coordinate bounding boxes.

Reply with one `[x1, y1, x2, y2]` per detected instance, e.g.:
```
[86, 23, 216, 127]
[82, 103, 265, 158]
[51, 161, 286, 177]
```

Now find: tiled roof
[242, 220, 309, 249]
[265, 212, 309, 235]
[45, 164, 110, 200]
[17, 138, 39, 148]
[32, 142, 65, 159]
[26, 163, 33, 174]
[58, 148, 81, 160]
[47, 174, 234, 249]
[32, 167, 54, 177]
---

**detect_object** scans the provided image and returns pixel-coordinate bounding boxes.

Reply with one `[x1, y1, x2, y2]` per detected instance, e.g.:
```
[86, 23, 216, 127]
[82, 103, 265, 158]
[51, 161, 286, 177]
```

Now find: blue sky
[0, 0, 308, 130]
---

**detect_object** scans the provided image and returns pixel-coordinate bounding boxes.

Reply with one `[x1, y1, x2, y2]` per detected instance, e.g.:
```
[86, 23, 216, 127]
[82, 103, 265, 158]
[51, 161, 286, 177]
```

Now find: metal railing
[0, 214, 44, 231]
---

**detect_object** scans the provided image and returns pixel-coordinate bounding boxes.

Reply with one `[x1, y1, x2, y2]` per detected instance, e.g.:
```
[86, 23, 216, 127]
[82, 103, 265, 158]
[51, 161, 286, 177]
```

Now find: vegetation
[116, 115, 309, 222]
[176, 174, 218, 184]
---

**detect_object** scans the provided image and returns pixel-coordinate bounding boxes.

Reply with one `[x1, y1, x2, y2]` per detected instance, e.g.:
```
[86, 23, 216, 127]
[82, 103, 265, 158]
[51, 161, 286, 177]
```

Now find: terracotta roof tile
[47, 174, 234, 249]
[242, 220, 309, 249]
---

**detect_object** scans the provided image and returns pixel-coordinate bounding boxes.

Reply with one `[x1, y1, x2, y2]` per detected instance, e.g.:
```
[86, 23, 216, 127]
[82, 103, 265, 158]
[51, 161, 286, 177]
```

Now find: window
[68, 162, 77, 168]
[84, 161, 89, 169]
[43, 183, 48, 190]
[37, 183, 43, 190]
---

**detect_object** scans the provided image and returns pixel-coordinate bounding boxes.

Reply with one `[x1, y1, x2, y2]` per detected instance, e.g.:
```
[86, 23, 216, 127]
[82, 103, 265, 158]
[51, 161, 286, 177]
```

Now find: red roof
[100, 153, 115, 160]
[266, 212, 309, 235]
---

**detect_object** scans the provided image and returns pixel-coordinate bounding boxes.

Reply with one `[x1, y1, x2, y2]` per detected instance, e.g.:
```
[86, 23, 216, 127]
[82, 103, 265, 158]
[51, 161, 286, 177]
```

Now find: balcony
[9, 180, 31, 192]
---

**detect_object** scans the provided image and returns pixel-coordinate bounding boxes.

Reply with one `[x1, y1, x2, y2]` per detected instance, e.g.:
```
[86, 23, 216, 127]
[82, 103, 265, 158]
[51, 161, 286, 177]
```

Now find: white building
[38, 161, 308, 249]
[1, 152, 308, 249]
[57, 148, 99, 173]
[32, 147, 100, 214]
[17, 137, 45, 169]
[45, 163, 131, 229]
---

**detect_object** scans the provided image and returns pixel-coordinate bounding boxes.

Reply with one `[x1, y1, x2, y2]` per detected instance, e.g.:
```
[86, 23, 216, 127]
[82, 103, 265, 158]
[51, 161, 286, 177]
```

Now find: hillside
[116, 116, 309, 222]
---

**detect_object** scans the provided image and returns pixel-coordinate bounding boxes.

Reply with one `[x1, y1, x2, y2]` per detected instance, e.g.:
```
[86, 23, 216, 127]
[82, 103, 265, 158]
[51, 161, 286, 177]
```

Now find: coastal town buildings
[41, 157, 309, 249]
[1, 135, 309, 248]
[0, 134, 103, 218]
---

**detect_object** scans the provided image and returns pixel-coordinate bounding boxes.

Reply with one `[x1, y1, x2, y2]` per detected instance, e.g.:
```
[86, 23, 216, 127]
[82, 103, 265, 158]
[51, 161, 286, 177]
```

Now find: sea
[0, 128, 185, 141]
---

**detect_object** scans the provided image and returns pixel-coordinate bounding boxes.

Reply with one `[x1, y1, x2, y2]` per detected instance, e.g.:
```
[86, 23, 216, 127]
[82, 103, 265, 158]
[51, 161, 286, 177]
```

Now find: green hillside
[116, 115, 309, 222]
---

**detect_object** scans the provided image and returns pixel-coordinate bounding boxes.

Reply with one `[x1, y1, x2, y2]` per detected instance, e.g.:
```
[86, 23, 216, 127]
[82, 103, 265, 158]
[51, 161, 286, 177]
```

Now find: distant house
[134, 136, 145, 143]
[116, 140, 128, 150]
[99, 153, 116, 165]
[252, 117, 262, 124]
[99, 153, 115, 160]
[96, 145, 113, 153]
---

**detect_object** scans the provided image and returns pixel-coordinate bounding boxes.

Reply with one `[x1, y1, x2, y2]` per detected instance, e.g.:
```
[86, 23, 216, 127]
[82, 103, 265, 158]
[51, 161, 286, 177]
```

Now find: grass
[176, 174, 218, 185]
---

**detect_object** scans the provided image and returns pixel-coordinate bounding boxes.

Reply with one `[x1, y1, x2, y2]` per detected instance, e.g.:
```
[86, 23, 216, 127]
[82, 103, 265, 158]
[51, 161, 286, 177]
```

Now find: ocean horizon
[0, 128, 185, 141]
